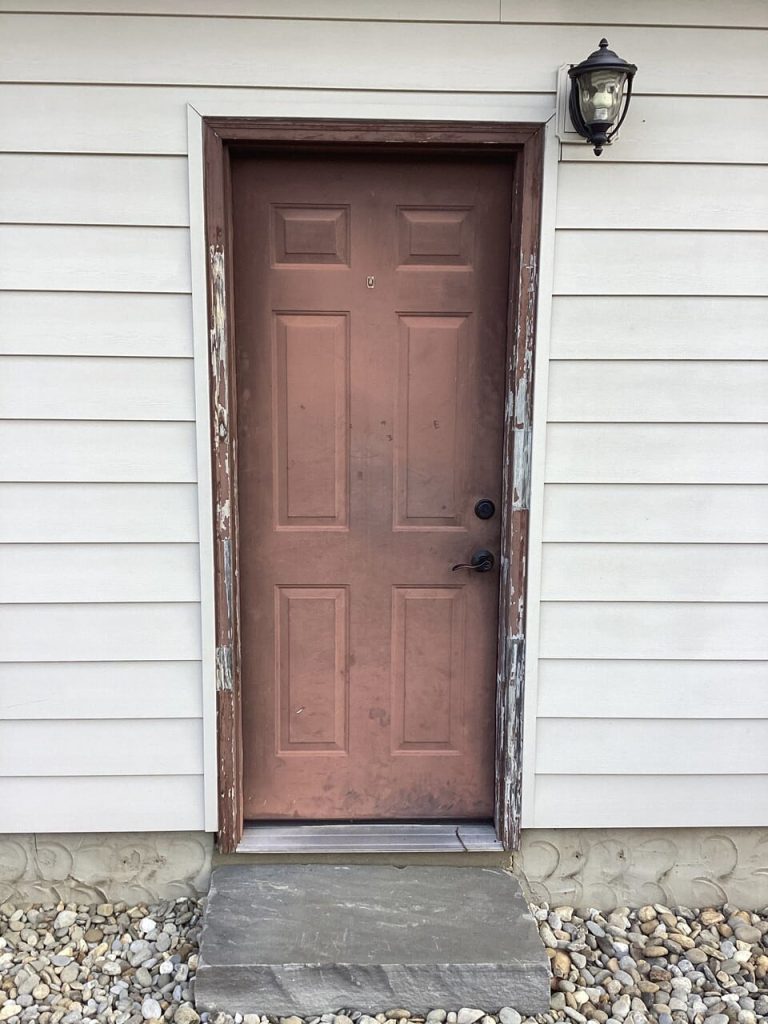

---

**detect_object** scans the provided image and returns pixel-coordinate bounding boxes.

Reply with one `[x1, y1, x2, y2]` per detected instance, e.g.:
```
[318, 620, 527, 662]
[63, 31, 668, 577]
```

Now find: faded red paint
[231, 153, 513, 820]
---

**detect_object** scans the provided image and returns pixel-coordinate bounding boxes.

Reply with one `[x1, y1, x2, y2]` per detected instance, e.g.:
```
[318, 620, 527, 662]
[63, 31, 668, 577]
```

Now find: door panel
[231, 153, 512, 820]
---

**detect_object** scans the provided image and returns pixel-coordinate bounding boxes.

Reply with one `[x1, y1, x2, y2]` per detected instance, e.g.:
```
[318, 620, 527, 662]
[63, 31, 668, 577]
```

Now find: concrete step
[196, 864, 550, 1016]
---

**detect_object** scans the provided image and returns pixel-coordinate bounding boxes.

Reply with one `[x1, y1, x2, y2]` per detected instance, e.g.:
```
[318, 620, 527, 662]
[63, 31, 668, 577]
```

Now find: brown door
[231, 151, 512, 821]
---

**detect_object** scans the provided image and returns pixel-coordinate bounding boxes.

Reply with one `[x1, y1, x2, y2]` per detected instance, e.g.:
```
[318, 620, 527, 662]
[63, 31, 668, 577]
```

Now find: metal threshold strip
[237, 822, 502, 854]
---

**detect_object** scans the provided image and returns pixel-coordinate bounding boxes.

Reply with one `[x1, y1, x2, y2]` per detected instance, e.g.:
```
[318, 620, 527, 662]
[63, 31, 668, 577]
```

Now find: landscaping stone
[1, 892, 767, 1024]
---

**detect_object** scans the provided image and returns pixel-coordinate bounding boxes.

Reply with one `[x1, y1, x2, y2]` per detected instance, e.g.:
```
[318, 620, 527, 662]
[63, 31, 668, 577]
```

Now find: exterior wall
[0, 1, 766, 835]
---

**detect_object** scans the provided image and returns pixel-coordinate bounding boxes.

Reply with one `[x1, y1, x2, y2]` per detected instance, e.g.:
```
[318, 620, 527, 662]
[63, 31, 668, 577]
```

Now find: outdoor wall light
[568, 38, 638, 156]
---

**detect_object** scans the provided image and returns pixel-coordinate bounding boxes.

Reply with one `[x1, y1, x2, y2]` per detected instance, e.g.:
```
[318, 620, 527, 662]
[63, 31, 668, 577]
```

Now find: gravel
[1, 897, 767, 1024]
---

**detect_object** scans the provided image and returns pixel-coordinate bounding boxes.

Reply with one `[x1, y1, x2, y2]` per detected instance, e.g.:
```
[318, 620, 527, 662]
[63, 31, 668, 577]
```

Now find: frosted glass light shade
[579, 69, 628, 125]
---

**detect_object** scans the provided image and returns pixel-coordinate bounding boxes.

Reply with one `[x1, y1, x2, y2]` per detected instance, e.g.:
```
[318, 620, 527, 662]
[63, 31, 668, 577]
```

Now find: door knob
[452, 549, 495, 573]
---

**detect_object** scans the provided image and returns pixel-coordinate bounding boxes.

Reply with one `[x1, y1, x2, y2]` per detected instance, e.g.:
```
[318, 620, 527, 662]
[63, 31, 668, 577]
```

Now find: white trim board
[187, 105, 217, 831]
[185, 97, 558, 839]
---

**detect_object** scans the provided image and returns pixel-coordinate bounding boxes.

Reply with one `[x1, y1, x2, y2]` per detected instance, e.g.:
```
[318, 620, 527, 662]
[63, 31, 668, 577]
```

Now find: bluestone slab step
[196, 864, 550, 1015]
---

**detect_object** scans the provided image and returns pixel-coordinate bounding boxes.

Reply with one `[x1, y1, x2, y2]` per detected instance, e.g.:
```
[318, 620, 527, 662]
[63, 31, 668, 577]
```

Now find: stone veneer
[1, 829, 766, 909]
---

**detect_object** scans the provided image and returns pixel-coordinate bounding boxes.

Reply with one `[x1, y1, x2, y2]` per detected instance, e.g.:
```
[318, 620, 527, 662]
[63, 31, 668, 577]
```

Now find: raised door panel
[391, 587, 465, 752]
[276, 587, 348, 753]
[395, 315, 469, 528]
[273, 313, 349, 528]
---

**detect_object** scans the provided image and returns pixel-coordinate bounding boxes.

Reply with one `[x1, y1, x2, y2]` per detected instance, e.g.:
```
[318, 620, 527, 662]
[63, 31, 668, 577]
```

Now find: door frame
[201, 118, 545, 853]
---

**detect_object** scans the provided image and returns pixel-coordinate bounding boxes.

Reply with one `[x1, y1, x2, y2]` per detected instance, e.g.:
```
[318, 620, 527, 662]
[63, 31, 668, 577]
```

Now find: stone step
[196, 864, 550, 1016]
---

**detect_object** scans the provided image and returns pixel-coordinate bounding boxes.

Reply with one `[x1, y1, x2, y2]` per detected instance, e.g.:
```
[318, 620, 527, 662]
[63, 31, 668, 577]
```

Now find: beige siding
[3, 0, 768, 28]
[0, 777, 203, 832]
[536, 1, 768, 826]
[0, 357, 194, 419]
[0, 544, 201, 602]
[542, 485, 768, 543]
[540, 545, 768, 602]
[550, 297, 768, 359]
[0, 155, 189, 225]
[4, 18, 764, 94]
[0, 484, 199, 542]
[537, 661, 768, 719]
[548, 362, 768, 422]
[0, 662, 203, 719]
[0, 292, 193, 357]
[533, 776, 764, 829]
[556, 164, 768, 231]
[0, 603, 202, 662]
[0, 226, 191, 292]
[0, 1, 765, 835]
[0, 422, 198, 481]
[0, 720, 203, 776]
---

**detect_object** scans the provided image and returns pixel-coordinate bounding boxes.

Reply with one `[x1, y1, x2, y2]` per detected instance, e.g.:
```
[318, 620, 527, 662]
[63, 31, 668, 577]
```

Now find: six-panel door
[231, 153, 512, 819]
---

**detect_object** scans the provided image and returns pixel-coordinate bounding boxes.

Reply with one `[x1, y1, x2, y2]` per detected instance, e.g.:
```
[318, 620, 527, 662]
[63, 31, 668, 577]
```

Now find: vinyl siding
[0, 0, 765, 834]
[534, 3, 768, 824]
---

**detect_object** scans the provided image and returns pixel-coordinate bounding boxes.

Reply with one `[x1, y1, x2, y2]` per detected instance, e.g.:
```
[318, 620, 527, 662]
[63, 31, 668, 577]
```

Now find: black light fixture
[568, 38, 637, 156]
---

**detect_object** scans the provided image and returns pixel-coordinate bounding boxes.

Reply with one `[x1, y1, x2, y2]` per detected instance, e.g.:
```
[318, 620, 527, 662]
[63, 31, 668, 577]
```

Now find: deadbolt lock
[474, 498, 496, 520]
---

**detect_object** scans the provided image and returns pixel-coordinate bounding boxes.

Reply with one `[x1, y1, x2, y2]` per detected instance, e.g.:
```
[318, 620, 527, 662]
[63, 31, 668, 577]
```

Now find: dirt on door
[231, 151, 513, 820]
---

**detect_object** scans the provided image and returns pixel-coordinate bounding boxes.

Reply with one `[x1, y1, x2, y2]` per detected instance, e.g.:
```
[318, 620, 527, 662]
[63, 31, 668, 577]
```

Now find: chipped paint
[495, 137, 544, 851]
[221, 536, 233, 629]
[208, 245, 235, 618]
[216, 644, 233, 692]
[209, 244, 230, 457]
[217, 497, 231, 534]
[208, 231, 242, 852]
[512, 426, 532, 510]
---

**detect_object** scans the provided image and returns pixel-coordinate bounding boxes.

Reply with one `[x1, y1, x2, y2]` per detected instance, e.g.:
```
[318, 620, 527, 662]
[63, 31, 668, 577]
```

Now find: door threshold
[236, 822, 502, 854]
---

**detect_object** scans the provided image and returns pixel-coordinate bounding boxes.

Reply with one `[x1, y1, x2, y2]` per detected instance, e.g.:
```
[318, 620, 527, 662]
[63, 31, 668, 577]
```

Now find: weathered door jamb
[201, 118, 545, 853]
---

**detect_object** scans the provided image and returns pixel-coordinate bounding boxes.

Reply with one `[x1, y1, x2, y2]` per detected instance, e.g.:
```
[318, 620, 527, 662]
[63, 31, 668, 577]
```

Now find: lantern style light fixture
[568, 38, 638, 156]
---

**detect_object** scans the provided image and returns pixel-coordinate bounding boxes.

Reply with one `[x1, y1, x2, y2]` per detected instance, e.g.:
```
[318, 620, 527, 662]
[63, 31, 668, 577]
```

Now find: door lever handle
[452, 549, 495, 573]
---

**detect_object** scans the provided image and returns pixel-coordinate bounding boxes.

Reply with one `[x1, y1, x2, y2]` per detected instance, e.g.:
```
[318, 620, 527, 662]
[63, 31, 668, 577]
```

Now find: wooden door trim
[202, 118, 545, 853]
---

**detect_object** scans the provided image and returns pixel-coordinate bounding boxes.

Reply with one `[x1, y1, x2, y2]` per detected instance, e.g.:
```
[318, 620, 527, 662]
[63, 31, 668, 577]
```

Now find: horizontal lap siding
[0, 484, 200, 542]
[534, 11, 768, 828]
[537, 661, 768, 719]
[0, 544, 201, 602]
[536, 719, 768, 775]
[0, 155, 190, 226]
[0, 293, 193, 357]
[550, 297, 768, 360]
[543, 486, 768, 543]
[0, 1, 504, 20]
[548, 362, 768, 422]
[0, 777, 203, 832]
[540, 603, 768, 661]
[541, 545, 768, 602]
[0, 603, 202, 661]
[4, 18, 765, 94]
[0, 719, 203, 776]
[557, 165, 768, 232]
[533, 776, 764, 829]
[545, 424, 768, 483]
[1, 4, 765, 836]
[0, 357, 195, 419]
[0, 422, 198, 481]
[554, 232, 768, 297]
[0, 38, 203, 834]
[0, 226, 191, 292]
[2, 1, 767, 28]
[0, 662, 203, 719]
